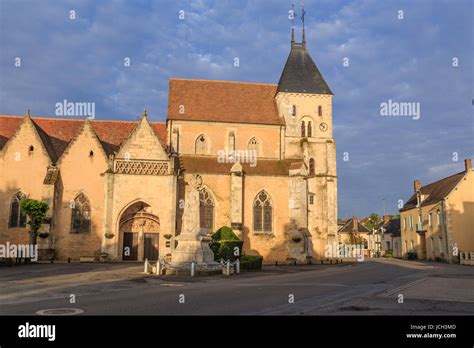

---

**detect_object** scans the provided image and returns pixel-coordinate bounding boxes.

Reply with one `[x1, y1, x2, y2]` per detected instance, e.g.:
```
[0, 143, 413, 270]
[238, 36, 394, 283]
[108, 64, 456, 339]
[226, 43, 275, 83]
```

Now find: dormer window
[318, 106, 322, 116]
[89, 150, 94, 157]
[28, 145, 34, 153]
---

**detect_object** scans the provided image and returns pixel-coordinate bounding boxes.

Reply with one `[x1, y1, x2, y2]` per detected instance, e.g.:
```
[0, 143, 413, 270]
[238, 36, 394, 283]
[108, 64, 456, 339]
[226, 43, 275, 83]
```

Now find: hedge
[240, 255, 263, 270]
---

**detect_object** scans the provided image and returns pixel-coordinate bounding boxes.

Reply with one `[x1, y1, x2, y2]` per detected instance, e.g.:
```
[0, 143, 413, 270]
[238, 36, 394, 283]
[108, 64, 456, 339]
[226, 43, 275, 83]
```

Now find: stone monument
[169, 175, 220, 274]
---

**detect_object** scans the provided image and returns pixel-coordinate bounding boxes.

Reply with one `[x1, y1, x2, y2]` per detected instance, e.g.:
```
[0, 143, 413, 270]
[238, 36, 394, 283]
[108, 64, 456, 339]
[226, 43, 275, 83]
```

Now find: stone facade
[400, 160, 474, 263]
[0, 34, 338, 263]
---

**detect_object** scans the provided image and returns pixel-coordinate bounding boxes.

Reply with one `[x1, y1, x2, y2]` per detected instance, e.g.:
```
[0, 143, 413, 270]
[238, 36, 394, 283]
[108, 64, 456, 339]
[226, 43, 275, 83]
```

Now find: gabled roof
[167, 79, 284, 126]
[382, 218, 401, 237]
[400, 171, 466, 212]
[0, 115, 167, 162]
[338, 218, 371, 233]
[277, 44, 333, 95]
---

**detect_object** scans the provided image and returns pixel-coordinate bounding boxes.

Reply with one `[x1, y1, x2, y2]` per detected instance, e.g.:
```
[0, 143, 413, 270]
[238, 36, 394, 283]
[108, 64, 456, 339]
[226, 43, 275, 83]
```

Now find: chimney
[383, 215, 391, 225]
[414, 179, 421, 193]
[353, 215, 358, 231]
[465, 158, 472, 173]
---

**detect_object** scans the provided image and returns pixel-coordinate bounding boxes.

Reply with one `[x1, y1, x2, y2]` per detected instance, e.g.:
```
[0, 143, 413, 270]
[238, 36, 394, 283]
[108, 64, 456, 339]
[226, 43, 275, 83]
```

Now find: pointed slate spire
[277, 8, 333, 95]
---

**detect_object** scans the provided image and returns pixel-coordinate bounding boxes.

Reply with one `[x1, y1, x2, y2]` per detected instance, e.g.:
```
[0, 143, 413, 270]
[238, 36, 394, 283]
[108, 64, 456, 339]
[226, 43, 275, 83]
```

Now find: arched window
[248, 137, 259, 157]
[195, 134, 208, 155]
[301, 121, 306, 137]
[291, 105, 297, 117]
[307, 121, 312, 137]
[309, 158, 315, 176]
[199, 189, 214, 232]
[253, 190, 273, 233]
[71, 193, 91, 233]
[318, 106, 322, 116]
[9, 192, 26, 228]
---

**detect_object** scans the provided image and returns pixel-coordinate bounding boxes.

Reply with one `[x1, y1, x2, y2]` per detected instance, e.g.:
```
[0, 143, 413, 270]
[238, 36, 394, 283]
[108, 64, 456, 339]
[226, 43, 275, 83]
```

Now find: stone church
[0, 29, 338, 263]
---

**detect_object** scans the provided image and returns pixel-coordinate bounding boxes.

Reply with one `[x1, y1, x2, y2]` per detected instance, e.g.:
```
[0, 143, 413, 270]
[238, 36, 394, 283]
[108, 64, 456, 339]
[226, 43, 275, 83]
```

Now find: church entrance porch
[119, 202, 160, 261]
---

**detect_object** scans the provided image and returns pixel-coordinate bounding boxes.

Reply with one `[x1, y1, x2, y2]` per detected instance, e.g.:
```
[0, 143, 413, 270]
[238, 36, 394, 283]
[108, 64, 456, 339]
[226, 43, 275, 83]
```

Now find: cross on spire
[301, 3, 306, 49]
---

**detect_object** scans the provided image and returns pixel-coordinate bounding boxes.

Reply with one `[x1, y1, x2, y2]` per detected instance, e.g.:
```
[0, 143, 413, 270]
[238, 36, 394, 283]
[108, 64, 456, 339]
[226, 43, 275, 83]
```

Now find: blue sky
[0, 0, 472, 218]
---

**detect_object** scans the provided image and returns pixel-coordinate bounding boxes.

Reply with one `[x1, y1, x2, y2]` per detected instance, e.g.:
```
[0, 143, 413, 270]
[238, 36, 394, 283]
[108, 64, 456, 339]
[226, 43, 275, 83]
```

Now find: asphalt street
[1, 258, 473, 315]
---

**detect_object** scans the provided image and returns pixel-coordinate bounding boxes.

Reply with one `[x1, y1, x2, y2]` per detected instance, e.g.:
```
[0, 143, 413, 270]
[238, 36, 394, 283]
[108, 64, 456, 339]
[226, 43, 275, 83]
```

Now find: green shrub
[210, 226, 243, 262]
[240, 255, 263, 270]
[211, 226, 239, 241]
[210, 240, 243, 262]
[384, 250, 393, 258]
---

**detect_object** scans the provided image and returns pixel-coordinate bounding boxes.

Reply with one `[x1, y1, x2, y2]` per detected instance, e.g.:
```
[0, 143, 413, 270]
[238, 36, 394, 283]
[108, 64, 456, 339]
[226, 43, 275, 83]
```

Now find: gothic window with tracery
[195, 134, 208, 155]
[301, 121, 306, 137]
[253, 190, 273, 233]
[9, 192, 26, 228]
[248, 137, 259, 156]
[199, 189, 214, 232]
[71, 193, 91, 233]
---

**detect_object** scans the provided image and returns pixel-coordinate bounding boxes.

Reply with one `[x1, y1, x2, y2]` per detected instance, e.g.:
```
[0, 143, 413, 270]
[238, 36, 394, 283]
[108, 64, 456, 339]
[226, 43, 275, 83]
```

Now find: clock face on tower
[319, 122, 328, 132]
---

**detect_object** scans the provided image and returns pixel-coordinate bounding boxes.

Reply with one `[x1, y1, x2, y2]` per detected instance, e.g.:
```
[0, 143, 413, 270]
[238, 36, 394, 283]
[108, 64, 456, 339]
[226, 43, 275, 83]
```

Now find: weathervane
[291, 4, 296, 29]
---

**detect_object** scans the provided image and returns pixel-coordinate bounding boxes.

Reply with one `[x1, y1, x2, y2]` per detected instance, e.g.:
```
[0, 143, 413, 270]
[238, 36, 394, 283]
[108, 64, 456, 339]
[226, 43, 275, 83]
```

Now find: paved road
[1, 258, 473, 315]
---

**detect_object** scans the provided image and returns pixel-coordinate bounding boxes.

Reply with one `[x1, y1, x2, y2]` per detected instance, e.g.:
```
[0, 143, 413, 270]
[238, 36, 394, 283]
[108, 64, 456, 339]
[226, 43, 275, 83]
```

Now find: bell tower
[275, 6, 338, 259]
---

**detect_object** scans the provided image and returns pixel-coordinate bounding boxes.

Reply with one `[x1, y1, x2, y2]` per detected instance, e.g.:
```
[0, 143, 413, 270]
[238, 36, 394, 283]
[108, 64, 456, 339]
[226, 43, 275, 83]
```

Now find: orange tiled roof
[0, 116, 23, 149]
[179, 155, 301, 176]
[167, 79, 284, 126]
[0, 115, 167, 161]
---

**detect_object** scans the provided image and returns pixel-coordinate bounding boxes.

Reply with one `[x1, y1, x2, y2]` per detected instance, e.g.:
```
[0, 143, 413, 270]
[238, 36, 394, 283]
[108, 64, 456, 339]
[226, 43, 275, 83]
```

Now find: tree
[365, 213, 382, 231]
[20, 199, 49, 246]
[348, 231, 366, 246]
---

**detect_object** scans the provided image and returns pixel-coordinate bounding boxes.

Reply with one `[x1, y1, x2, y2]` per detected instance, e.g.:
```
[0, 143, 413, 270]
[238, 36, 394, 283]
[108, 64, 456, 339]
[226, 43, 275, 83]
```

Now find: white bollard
[156, 260, 161, 276]
[226, 260, 230, 276]
[236, 258, 240, 274]
[191, 261, 195, 277]
[144, 258, 150, 273]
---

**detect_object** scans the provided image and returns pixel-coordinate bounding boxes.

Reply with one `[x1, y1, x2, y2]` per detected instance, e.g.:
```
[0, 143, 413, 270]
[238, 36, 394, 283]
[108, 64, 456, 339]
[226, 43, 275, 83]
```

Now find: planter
[38, 232, 49, 239]
[105, 233, 115, 239]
